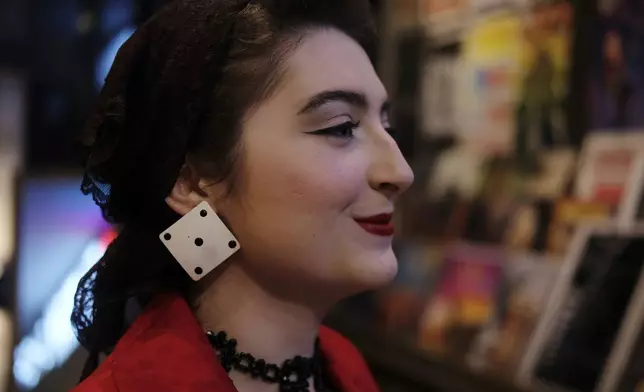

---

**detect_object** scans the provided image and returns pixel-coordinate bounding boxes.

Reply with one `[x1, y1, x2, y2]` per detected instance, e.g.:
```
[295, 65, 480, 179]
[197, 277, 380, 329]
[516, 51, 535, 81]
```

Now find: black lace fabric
[72, 0, 250, 363]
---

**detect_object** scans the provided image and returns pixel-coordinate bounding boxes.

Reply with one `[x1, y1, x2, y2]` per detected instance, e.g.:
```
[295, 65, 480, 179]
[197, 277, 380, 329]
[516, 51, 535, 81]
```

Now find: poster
[590, 0, 644, 129]
[467, 253, 560, 379]
[458, 12, 520, 154]
[458, 2, 573, 163]
[575, 132, 644, 210]
[418, 243, 506, 360]
[377, 243, 444, 335]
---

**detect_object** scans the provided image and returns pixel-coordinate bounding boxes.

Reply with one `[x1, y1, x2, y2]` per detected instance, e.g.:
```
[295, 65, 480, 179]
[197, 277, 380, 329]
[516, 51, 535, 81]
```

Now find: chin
[345, 248, 399, 293]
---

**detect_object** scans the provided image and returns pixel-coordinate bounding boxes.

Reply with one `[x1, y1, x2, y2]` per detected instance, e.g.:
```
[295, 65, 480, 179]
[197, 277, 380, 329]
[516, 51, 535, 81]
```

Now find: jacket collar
[104, 293, 377, 392]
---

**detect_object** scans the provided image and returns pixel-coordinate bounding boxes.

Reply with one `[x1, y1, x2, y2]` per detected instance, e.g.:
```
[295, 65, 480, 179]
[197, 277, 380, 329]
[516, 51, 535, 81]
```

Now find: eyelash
[309, 121, 398, 140]
[309, 121, 360, 139]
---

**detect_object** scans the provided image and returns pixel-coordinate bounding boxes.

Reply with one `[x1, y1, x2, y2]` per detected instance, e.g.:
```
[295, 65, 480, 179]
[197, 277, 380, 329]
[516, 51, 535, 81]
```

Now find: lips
[354, 213, 394, 237]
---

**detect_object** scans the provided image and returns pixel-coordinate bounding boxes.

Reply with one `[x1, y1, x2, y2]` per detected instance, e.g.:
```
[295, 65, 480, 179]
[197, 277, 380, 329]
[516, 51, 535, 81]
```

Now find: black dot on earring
[228, 240, 237, 249]
[194, 267, 203, 275]
[200, 209, 207, 217]
[195, 238, 204, 246]
[163, 233, 171, 241]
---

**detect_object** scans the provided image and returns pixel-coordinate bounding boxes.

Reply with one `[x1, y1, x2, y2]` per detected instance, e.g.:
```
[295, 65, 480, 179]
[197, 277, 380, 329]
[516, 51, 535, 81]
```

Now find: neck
[192, 261, 327, 364]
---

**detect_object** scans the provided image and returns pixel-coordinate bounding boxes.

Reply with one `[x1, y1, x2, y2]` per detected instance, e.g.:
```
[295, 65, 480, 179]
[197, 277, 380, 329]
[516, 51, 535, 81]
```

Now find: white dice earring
[159, 201, 240, 281]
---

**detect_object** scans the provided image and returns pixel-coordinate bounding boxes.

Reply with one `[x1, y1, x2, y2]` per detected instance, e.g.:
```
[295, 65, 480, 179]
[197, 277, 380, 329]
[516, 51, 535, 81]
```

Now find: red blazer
[72, 294, 380, 392]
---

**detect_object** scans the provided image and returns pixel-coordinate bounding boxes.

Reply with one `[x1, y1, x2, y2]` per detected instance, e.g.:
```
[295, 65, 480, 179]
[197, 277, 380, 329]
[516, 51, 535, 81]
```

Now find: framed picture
[616, 153, 644, 225]
[575, 132, 644, 213]
[517, 225, 644, 392]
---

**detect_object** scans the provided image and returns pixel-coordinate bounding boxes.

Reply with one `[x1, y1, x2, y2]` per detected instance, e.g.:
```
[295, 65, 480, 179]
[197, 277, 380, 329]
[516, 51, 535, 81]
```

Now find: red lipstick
[354, 213, 394, 236]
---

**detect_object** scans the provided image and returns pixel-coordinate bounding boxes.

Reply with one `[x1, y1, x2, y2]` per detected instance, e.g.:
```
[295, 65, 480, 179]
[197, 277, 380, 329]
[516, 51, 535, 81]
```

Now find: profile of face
[192, 28, 413, 300]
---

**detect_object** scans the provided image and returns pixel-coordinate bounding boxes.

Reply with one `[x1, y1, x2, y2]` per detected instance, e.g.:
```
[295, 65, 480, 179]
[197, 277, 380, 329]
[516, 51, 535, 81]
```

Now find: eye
[309, 121, 360, 139]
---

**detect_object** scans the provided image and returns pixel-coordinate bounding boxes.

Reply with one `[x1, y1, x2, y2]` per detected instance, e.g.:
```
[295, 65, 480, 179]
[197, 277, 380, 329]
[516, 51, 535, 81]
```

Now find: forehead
[279, 28, 387, 107]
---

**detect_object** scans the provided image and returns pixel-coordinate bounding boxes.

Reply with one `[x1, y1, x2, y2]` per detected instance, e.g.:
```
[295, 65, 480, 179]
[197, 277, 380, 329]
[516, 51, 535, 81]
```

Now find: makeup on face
[228, 29, 412, 295]
[297, 88, 393, 137]
[353, 213, 394, 237]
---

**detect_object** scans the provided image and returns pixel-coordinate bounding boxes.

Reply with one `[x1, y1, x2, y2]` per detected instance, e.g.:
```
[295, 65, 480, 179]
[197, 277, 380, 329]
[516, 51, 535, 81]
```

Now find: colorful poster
[458, 2, 573, 164]
[575, 132, 644, 209]
[589, 0, 644, 129]
[376, 243, 444, 335]
[467, 253, 560, 379]
[418, 244, 506, 360]
[458, 12, 520, 154]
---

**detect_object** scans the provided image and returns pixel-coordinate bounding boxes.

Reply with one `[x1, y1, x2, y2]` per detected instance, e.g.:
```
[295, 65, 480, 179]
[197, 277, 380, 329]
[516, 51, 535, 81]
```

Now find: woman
[71, 0, 413, 391]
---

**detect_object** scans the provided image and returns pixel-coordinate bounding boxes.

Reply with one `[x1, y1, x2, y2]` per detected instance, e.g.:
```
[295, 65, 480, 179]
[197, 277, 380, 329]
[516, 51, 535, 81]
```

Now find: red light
[99, 229, 118, 248]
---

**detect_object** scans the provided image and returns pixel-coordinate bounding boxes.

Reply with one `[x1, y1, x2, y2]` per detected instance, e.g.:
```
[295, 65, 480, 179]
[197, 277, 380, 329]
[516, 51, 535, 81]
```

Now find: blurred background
[2, 0, 644, 391]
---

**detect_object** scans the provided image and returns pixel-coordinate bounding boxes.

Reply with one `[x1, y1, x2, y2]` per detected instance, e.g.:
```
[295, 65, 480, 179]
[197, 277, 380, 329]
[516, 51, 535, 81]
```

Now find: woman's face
[214, 28, 413, 300]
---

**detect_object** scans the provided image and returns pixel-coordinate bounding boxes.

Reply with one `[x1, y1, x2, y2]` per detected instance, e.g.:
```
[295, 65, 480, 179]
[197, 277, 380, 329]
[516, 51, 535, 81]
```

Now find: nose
[367, 131, 414, 199]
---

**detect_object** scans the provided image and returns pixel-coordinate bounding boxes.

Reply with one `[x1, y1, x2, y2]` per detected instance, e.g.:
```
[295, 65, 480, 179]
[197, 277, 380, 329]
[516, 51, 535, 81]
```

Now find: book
[575, 132, 644, 211]
[418, 243, 506, 360]
[467, 252, 560, 379]
[546, 199, 612, 256]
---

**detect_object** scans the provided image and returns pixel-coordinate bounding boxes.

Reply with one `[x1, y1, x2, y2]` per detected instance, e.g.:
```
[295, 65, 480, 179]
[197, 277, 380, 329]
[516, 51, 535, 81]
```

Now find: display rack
[326, 314, 529, 392]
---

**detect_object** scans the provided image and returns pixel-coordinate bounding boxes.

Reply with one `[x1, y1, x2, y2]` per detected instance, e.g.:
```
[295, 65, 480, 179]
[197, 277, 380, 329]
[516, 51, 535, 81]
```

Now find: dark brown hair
[72, 0, 377, 381]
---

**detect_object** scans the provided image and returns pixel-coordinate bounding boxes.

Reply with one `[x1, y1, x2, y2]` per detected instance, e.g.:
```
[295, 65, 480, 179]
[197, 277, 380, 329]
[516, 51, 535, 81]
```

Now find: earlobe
[165, 164, 209, 216]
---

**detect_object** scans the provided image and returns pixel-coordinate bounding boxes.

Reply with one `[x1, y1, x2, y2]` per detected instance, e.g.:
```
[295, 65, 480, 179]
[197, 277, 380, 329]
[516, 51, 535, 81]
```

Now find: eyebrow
[297, 89, 389, 116]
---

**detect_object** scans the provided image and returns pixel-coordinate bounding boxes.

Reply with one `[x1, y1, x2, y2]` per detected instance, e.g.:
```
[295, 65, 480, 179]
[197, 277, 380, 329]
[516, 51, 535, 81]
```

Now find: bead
[251, 359, 266, 378]
[228, 338, 237, 349]
[236, 353, 253, 372]
[205, 330, 332, 391]
[262, 364, 280, 383]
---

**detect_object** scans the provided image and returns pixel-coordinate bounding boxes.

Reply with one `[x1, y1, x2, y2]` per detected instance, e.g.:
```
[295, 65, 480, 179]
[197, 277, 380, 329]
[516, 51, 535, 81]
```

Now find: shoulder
[319, 326, 364, 358]
[319, 326, 380, 392]
[71, 366, 119, 392]
[70, 294, 235, 392]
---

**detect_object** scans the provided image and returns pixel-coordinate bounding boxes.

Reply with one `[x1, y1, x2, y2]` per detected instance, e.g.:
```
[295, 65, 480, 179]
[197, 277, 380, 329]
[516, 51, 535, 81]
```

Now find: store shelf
[326, 315, 530, 392]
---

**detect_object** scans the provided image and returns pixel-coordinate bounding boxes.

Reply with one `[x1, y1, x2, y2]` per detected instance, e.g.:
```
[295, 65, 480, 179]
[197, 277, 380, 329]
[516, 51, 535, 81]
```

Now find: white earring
[159, 201, 240, 281]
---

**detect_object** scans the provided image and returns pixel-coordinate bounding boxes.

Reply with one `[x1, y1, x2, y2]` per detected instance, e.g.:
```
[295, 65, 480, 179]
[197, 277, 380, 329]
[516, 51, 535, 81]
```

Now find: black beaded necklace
[206, 331, 336, 392]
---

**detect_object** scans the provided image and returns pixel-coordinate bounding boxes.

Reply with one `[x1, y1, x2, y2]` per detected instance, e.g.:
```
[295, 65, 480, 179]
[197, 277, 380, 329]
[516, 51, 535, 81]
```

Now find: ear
[165, 164, 209, 216]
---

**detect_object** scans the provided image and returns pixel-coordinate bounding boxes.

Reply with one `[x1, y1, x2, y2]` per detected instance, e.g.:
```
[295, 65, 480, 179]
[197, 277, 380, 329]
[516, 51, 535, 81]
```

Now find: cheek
[244, 145, 366, 215]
